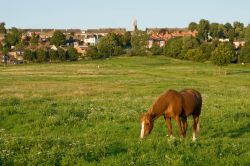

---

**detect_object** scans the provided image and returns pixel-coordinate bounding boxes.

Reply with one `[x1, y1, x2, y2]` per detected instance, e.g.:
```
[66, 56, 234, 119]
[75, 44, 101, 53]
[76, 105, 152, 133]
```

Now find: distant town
[0, 19, 249, 65]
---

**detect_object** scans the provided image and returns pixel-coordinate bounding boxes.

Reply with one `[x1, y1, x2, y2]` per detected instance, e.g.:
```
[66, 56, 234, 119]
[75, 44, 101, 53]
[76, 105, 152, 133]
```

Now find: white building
[84, 36, 99, 46]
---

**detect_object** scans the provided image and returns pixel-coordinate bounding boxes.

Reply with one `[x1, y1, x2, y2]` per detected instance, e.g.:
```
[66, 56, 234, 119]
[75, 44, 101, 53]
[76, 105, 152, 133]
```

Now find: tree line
[0, 23, 79, 63]
[86, 19, 250, 67]
[1, 20, 250, 66]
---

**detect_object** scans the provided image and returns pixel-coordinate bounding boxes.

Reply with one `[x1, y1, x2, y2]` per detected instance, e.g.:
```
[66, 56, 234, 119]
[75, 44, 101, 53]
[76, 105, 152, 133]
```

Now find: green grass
[0, 56, 250, 165]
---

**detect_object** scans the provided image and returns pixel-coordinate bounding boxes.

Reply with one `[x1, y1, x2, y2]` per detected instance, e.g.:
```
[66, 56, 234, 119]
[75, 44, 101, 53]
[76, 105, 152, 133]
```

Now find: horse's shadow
[212, 123, 250, 138]
[228, 123, 250, 138]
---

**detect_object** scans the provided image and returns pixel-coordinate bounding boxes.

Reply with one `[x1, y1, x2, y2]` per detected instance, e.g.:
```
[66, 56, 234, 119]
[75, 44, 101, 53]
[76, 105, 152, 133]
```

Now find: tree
[97, 33, 118, 58]
[122, 31, 131, 47]
[199, 42, 216, 61]
[36, 48, 47, 62]
[185, 48, 203, 62]
[211, 43, 234, 72]
[182, 36, 200, 56]
[15, 42, 25, 51]
[67, 46, 79, 61]
[223, 23, 235, 42]
[188, 22, 198, 31]
[150, 44, 163, 55]
[233, 21, 244, 40]
[217, 24, 226, 38]
[30, 33, 39, 46]
[164, 37, 183, 58]
[239, 42, 250, 63]
[5, 27, 22, 46]
[197, 19, 210, 41]
[131, 30, 149, 56]
[23, 49, 35, 62]
[58, 47, 67, 61]
[0, 22, 6, 34]
[50, 31, 66, 47]
[86, 46, 101, 59]
[209, 23, 219, 39]
[244, 26, 250, 42]
[185, 48, 203, 72]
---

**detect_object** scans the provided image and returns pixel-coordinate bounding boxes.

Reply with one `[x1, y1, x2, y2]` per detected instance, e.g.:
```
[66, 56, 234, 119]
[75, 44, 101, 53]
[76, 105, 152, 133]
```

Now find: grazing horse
[140, 89, 202, 141]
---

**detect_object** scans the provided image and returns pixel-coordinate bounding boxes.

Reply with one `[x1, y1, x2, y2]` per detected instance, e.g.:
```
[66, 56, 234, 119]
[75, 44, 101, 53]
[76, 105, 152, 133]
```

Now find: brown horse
[140, 89, 202, 141]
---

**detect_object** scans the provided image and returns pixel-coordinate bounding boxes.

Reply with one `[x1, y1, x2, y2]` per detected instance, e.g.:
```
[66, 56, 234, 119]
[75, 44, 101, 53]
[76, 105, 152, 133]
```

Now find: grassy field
[0, 56, 250, 165]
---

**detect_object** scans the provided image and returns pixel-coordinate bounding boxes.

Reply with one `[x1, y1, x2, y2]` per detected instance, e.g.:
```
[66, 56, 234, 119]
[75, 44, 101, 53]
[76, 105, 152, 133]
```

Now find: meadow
[0, 56, 250, 165]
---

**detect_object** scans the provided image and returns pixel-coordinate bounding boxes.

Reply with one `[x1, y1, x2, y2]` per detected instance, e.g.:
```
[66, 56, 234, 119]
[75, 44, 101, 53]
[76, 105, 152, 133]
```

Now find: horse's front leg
[174, 116, 184, 138]
[164, 116, 173, 138]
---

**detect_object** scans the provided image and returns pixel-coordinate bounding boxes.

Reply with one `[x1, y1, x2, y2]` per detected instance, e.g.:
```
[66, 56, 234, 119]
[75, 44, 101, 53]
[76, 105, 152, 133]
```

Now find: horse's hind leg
[174, 116, 184, 138]
[192, 115, 199, 141]
[181, 117, 188, 137]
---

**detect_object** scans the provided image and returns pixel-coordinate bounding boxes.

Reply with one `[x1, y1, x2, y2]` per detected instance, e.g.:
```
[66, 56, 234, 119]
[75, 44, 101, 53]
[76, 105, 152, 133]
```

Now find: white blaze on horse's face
[140, 121, 145, 139]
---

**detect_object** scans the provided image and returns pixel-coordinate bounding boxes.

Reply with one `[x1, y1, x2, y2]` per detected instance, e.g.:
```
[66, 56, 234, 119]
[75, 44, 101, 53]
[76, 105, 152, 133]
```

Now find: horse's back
[180, 89, 202, 116]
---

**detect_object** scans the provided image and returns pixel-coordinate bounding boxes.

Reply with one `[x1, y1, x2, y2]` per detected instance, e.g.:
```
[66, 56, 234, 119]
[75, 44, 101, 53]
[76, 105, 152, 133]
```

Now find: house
[219, 38, 230, 42]
[74, 45, 87, 55]
[233, 41, 245, 48]
[146, 28, 198, 48]
[84, 28, 126, 36]
[50, 45, 58, 51]
[84, 35, 99, 46]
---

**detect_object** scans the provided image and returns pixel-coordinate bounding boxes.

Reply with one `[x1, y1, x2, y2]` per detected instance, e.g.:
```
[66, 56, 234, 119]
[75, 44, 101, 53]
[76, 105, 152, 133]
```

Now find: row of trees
[163, 36, 237, 66]
[23, 46, 79, 63]
[86, 32, 131, 59]
[0, 23, 79, 63]
[0, 23, 68, 54]
[188, 19, 246, 42]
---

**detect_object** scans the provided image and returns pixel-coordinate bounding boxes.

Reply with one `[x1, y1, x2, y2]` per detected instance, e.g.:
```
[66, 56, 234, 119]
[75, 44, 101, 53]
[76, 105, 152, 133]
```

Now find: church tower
[132, 19, 138, 31]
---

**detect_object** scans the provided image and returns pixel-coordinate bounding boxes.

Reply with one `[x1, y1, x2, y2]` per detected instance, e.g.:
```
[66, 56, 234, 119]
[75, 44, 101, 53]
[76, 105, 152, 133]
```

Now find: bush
[164, 37, 183, 58]
[129, 48, 147, 56]
[86, 46, 101, 59]
[150, 44, 163, 55]
[184, 48, 203, 62]
[58, 47, 67, 61]
[49, 49, 58, 62]
[23, 49, 35, 62]
[67, 46, 79, 61]
[199, 42, 216, 61]
[36, 49, 47, 62]
[113, 46, 125, 56]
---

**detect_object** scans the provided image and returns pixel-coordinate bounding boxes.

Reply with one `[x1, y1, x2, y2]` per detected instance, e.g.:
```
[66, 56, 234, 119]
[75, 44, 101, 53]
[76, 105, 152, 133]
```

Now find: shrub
[86, 46, 101, 59]
[150, 44, 163, 55]
[67, 46, 79, 61]
[58, 47, 67, 61]
[23, 49, 35, 62]
[164, 37, 183, 58]
[49, 49, 58, 62]
[36, 48, 47, 62]
[185, 48, 203, 62]
[199, 42, 216, 61]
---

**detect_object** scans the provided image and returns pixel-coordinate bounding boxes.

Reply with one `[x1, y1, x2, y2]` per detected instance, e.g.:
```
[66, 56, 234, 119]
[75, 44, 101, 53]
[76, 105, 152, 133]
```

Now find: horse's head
[140, 113, 154, 139]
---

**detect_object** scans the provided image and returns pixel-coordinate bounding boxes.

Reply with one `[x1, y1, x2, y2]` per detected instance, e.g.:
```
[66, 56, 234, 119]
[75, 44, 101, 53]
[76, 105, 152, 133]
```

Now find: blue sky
[1, 0, 250, 30]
